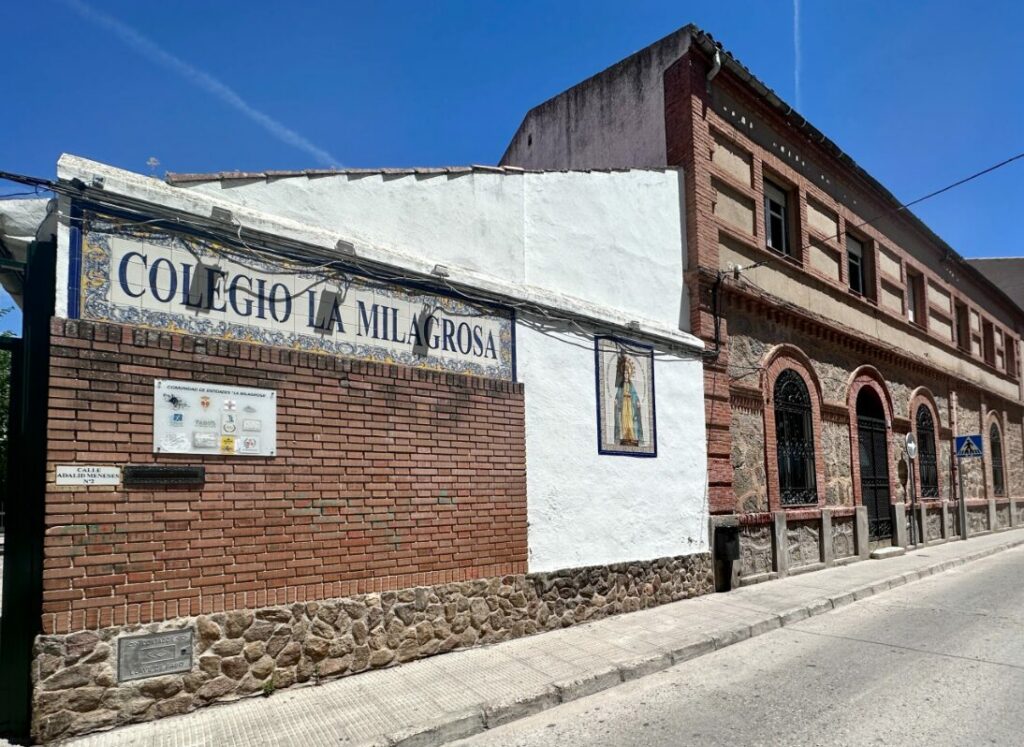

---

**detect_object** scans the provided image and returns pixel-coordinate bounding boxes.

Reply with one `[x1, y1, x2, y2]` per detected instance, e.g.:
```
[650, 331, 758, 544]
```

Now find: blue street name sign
[955, 434, 983, 459]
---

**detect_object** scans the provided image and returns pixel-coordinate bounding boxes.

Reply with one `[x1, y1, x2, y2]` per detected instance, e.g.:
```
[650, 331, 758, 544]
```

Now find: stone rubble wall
[730, 406, 768, 513]
[786, 520, 820, 569]
[738, 523, 773, 578]
[996, 503, 1011, 530]
[925, 506, 944, 542]
[967, 505, 990, 534]
[32, 554, 712, 742]
[831, 516, 856, 559]
[822, 420, 853, 506]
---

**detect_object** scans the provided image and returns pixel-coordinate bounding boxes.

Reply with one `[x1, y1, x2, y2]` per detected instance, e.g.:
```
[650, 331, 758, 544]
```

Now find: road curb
[378, 534, 1024, 746]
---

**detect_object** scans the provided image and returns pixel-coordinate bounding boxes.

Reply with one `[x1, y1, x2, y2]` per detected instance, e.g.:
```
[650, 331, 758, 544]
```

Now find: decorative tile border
[73, 208, 515, 381]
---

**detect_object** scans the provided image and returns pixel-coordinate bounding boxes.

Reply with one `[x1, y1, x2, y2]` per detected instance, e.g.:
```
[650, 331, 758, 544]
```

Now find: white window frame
[907, 273, 919, 324]
[764, 180, 791, 256]
[847, 235, 865, 294]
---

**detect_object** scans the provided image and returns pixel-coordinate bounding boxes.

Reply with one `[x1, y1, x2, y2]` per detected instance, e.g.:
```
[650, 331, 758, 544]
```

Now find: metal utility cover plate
[117, 629, 194, 682]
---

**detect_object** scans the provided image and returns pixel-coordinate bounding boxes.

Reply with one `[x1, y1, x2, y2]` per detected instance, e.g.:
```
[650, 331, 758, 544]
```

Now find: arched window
[990, 422, 1006, 497]
[773, 369, 817, 506]
[916, 405, 939, 498]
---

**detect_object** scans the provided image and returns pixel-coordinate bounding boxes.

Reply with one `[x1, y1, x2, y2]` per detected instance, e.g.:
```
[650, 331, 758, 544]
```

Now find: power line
[789, 150, 1024, 261]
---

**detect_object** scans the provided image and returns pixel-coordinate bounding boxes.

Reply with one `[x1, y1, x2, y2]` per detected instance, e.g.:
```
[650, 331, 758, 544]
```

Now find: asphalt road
[453, 546, 1024, 747]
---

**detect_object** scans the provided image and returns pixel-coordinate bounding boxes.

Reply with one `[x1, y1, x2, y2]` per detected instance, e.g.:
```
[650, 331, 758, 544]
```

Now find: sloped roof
[165, 164, 679, 185]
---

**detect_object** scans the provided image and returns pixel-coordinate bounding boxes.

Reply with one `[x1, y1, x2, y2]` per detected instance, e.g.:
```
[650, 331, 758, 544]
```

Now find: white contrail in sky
[793, 0, 802, 110]
[62, 0, 340, 167]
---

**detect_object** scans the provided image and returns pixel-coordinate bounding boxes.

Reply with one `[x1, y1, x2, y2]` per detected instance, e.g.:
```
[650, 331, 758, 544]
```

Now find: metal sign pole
[958, 458, 969, 541]
[953, 434, 983, 542]
[908, 458, 918, 546]
[905, 432, 918, 547]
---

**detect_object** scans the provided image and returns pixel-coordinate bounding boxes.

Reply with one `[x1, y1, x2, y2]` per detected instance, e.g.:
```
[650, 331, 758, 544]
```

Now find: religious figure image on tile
[595, 337, 656, 456]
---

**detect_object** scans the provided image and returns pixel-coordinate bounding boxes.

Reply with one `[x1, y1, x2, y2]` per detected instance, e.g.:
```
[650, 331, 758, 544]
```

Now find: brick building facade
[502, 25, 1024, 583]
[43, 319, 527, 636]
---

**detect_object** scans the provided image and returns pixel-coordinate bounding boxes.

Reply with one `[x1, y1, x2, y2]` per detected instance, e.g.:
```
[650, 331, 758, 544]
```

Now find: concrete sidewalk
[66, 529, 1024, 747]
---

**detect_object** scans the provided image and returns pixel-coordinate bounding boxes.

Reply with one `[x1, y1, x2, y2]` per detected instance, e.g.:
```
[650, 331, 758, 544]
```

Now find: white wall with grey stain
[499, 27, 693, 170]
[179, 168, 689, 330]
[519, 321, 707, 572]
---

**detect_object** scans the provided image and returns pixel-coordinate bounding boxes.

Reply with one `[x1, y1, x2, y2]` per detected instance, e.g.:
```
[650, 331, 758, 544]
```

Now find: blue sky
[2, 0, 1023, 333]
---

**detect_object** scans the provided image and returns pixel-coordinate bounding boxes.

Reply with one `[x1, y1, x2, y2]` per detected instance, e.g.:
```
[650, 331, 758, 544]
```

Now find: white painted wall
[199, 172, 529, 285]
[524, 170, 687, 330]
[182, 169, 689, 332]
[519, 321, 707, 572]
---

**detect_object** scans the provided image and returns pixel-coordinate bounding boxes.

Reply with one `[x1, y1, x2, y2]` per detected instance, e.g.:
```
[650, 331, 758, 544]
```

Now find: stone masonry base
[31, 553, 712, 742]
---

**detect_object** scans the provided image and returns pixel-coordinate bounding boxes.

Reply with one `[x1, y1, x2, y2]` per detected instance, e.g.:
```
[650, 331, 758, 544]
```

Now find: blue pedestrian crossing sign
[955, 434, 983, 459]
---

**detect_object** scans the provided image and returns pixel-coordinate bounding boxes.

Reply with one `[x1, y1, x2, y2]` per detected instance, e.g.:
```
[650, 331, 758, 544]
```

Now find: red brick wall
[42, 319, 527, 635]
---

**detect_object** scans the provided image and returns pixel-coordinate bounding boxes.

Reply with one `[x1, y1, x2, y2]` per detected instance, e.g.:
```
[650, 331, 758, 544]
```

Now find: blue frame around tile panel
[594, 335, 658, 458]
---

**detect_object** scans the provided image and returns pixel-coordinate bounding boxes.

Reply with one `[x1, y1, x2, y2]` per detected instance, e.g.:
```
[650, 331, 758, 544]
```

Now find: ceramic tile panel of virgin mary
[595, 336, 657, 457]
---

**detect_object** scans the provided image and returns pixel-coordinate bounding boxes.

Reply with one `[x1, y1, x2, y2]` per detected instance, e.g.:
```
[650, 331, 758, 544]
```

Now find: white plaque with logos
[153, 379, 277, 457]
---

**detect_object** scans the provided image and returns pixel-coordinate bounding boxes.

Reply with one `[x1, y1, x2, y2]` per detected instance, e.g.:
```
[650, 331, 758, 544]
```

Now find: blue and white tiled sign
[73, 215, 515, 381]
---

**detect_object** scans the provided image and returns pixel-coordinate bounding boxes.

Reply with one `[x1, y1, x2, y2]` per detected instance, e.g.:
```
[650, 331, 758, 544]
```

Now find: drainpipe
[706, 48, 722, 92]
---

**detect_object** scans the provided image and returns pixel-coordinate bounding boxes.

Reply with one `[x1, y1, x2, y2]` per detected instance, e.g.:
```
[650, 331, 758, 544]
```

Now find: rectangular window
[907, 272, 924, 325]
[954, 301, 970, 352]
[764, 180, 791, 256]
[983, 320, 995, 366]
[1007, 335, 1017, 378]
[847, 235, 865, 294]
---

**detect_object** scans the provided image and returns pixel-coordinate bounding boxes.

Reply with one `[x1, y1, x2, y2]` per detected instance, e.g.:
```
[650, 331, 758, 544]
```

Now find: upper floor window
[847, 235, 866, 295]
[1006, 335, 1017, 378]
[907, 271, 925, 325]
[764, 180, 791, 257]
[983, 320, 996, 366]
[773, 369, 817, 506]
[954, 301, 970, 352]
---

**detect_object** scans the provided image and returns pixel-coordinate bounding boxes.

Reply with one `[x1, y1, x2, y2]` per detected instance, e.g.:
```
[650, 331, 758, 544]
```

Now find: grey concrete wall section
[500, 29, 692, 169]
[989, 499, 998, 532]
[856, 506, 870, 559]
[942, 501, 951, 538]
[772, 512, 789, 577]
[893, 503, 909, 548]
[821, 509, 834, 566]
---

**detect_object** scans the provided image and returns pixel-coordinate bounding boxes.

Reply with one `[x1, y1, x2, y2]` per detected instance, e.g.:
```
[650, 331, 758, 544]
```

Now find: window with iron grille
[990, 422, 1006, 497]
[773, 369, 817, 506]
[916, 405, 939, 498]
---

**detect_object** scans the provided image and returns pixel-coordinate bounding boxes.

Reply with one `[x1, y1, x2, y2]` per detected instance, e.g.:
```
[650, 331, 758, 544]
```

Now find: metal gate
[0, 239, 55, 739]
[858, 413, 892, 541]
